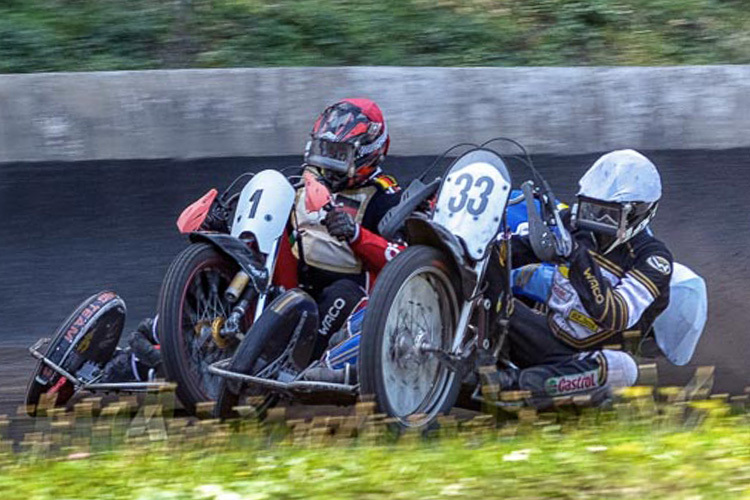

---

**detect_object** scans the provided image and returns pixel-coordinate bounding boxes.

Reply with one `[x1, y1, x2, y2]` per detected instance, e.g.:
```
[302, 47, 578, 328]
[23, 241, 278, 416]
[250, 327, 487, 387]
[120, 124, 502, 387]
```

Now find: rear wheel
[157, 243, 250, 414]
[359, 245, 462, 430]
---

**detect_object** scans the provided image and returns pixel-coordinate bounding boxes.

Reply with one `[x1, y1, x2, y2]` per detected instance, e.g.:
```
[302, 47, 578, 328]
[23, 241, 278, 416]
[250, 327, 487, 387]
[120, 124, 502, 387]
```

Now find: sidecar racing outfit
[103, 99, 406, 385]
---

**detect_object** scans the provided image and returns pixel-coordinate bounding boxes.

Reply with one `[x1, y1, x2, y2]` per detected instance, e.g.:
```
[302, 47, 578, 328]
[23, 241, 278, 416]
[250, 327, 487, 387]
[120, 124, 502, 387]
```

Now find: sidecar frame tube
[208, 359, 358, 397]
[29, 338, 172, 392]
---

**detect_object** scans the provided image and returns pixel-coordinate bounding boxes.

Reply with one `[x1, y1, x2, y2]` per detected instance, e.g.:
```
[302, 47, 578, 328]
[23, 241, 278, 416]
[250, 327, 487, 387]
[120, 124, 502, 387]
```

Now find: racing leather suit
[292, 168, 404, 296]
[506, 225, 673, 408]
[289, 168, 404, 355]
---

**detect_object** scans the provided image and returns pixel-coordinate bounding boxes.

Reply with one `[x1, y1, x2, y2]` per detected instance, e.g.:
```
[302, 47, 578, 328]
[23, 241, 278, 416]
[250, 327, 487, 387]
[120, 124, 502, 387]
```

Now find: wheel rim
[179, 261, 240, 401]
[381, 265, 458, 427]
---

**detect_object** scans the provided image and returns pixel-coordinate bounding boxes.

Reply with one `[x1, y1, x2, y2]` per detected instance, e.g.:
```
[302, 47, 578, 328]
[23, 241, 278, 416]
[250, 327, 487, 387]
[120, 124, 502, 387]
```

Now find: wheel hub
[211, 317, 229, 348]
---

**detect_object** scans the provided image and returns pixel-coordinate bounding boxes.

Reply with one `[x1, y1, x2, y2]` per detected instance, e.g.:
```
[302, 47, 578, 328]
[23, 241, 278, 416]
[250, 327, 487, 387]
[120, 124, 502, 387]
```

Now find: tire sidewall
[359, 245, 462, 430]
[157, 243, 241, 413]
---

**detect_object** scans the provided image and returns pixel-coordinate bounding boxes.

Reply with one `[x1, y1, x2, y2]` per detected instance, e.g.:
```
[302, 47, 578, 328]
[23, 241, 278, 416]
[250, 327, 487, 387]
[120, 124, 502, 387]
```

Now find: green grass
[1, 0, 750, 73]
[1, 394, 749, 499]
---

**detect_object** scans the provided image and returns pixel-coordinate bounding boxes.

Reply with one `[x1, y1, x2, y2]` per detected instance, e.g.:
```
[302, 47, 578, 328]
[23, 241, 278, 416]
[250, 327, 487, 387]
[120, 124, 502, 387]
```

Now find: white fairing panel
[231, 169, 295, 255]
[433, 151, 511, 260]
[653, 263, 708, 366]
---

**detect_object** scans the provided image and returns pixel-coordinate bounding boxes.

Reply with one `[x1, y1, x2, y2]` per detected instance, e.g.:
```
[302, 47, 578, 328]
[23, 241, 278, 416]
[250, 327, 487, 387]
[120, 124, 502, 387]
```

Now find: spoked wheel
[157, 243, 251, 414]
[360, 245, 462, 430]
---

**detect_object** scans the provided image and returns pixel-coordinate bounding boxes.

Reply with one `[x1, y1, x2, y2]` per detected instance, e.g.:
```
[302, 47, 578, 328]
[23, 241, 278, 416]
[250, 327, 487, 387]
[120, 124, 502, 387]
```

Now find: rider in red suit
[103, 98, 405, 384]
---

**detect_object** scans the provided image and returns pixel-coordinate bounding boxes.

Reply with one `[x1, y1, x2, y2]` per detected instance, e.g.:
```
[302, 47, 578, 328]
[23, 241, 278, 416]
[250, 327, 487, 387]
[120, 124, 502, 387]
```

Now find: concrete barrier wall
[1, 66, 749, 162]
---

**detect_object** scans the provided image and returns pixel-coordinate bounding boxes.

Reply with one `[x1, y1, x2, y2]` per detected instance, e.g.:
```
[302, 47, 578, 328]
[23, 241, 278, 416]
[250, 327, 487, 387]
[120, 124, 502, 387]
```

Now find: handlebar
[521, 180, 572, 261]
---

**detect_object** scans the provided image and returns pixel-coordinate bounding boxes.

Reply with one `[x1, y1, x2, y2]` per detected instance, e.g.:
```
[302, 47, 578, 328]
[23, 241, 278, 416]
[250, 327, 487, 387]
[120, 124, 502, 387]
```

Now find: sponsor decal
[319, 297, 347, 337]
[62, 293, 115, 342]
[545, 369, 600, 396]
[568, 310, 598, 332]
[647, 255, 671, 275]
[358, 124, 388, 155]
[583, 268, 605, 305]
[551, 283, 571, 302]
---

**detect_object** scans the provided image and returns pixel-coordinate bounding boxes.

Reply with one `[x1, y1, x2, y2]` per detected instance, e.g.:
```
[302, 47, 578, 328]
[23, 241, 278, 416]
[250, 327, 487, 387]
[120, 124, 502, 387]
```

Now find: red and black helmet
[304, 98, 390, 189]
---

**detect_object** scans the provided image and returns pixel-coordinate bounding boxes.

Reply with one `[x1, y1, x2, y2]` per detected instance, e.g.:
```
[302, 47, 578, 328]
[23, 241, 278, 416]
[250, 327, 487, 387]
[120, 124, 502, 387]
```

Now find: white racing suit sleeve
[568, 234, 673, 337]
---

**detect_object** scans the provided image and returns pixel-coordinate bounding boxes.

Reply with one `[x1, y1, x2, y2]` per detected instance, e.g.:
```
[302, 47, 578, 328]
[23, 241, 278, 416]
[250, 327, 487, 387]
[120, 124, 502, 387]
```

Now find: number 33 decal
[447, 173, 495, 216]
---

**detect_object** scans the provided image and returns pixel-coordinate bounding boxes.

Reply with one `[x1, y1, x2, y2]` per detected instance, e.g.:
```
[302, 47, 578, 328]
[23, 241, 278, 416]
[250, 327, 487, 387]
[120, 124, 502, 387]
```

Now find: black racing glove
[200, 200, 231, 233]
[323, 207, 359, 242]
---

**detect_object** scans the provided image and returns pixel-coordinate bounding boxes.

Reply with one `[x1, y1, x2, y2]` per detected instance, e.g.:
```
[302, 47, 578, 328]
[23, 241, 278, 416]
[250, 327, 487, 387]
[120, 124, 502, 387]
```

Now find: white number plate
[231, 169, 295, 255]
[433, 162, 510, 260]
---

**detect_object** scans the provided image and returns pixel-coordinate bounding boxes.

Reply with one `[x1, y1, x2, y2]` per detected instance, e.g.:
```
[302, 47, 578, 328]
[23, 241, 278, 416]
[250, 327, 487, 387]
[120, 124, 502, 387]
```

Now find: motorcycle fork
[436, 256, 494, 375]
[221, 237, 281, 341]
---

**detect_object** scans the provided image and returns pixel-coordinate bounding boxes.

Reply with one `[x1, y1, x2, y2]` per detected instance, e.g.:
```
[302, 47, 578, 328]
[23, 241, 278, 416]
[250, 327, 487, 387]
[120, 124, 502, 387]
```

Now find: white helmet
[574, 149, 661, 253]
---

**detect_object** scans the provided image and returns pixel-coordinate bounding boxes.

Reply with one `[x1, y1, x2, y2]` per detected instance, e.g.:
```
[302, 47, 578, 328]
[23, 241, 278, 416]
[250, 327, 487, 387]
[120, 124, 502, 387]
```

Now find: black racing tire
[359, 245, 462, 430]
[213, 315, 278, 421]
[157, 243, 247, 414]
[26, 291, 125, 416]
[214, 289, 319, 420]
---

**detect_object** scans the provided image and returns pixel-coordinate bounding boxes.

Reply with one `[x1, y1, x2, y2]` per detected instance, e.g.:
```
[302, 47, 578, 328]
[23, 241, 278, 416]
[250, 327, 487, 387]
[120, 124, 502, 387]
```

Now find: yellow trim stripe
[613, 291, 629, 330]
[548, 316, 617, 349]
[629, 269, 660, 297]
[598, 290, 614, 328]
[592, 253, 624, 277]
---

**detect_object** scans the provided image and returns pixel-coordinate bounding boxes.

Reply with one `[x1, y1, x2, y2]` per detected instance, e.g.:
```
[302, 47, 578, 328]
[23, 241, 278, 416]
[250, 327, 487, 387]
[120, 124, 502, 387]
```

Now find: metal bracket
[430, 348, 476, 379]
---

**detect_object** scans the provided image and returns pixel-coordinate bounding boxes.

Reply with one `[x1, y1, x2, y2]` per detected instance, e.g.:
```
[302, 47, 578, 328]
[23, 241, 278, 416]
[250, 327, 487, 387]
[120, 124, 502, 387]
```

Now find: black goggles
[306, 139, 356, 177]
[575, 197, 633, 236]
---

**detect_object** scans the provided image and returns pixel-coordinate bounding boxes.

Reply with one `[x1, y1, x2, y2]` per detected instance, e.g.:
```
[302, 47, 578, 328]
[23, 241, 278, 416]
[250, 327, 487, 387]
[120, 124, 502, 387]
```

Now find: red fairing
[351, 227, 405, 273]
[176, 189, 218, 234]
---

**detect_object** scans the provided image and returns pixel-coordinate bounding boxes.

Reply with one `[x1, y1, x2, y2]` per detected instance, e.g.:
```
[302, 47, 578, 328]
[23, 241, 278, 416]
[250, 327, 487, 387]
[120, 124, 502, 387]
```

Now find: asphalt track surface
[1, 150, 748, 424]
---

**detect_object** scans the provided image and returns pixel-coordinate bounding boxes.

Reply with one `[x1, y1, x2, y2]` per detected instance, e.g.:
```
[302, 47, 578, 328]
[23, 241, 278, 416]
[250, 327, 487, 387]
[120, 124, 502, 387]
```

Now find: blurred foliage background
[1, 0, 749, 73]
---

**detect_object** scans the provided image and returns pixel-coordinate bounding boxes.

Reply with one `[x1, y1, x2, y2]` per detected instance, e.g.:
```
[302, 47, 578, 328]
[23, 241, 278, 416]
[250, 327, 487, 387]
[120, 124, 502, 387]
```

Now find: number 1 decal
[248, 189, 263, 219]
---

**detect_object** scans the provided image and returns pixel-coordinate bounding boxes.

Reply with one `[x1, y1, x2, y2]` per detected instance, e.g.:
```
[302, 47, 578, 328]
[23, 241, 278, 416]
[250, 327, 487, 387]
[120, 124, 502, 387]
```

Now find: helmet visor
[575, 197, 627, 236]
[306, 138, 356, 176]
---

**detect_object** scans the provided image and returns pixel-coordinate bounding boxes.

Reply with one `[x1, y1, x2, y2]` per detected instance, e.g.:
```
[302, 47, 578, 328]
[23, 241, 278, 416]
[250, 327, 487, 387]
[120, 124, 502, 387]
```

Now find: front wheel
[157, 243, 250, 414]
[359, 245, 462, 430]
